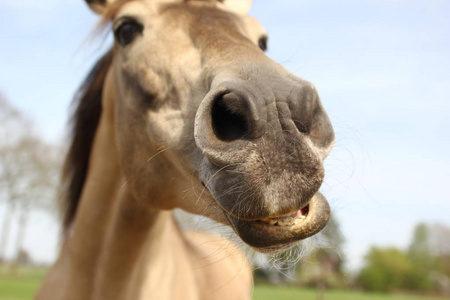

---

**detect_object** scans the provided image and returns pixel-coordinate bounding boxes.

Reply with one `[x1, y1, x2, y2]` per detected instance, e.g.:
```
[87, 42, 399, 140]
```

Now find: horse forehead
[112, 0, 266, 42]
[114, 0, 228, 18]
[113, 1, 160, 18]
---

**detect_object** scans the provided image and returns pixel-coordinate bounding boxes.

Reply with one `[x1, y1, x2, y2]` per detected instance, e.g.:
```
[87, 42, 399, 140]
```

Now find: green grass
[0, 267, 46, 300]
[0, 269, 445, 300]
[253, 285, 445, 300]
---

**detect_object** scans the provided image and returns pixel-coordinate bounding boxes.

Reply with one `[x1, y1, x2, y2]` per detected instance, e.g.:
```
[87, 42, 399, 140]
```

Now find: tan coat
[35, 0, 334, 299]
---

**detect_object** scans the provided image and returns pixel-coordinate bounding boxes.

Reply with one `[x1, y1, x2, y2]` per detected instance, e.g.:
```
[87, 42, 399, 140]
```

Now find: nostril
[293, 119, 310, 134]
[211, 93, 249, 142]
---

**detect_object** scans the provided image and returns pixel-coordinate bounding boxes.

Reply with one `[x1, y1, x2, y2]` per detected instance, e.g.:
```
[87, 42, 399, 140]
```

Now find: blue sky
[0, 0, 449, 270]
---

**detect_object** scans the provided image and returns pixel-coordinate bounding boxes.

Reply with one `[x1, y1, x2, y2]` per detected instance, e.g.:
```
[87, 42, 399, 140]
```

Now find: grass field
[0, 267, 46, 300]
[252, 285, 445, 300]
[0, 268, 445, 300]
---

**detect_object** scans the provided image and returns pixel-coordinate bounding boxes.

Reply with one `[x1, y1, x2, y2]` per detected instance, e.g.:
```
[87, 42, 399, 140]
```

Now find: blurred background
[0, 0, 449, 299]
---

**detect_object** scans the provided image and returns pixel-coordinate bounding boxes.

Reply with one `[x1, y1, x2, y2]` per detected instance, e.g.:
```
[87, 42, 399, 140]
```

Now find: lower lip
[224, 192, 330, 252]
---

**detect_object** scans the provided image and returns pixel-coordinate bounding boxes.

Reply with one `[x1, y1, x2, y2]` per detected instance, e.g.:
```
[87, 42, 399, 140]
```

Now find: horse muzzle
[194, 77, 334, 253]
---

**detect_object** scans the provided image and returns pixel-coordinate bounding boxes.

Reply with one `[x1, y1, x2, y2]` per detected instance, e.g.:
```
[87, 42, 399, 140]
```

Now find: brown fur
[102, 0, 142, 20]
[62, 50, 112, 229]
[36, 1, 334, 299]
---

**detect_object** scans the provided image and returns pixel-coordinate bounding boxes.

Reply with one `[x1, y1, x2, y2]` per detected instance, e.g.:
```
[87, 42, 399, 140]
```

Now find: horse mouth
[223, 193, 330, 253]
[259, 206, 310, 227]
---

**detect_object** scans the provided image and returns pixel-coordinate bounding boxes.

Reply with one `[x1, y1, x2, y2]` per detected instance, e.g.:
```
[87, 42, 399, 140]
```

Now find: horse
[35, 0, 335, 299]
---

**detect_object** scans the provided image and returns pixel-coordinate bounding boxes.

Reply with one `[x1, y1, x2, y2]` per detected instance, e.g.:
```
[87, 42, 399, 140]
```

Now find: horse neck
[65, 70, 187, 300]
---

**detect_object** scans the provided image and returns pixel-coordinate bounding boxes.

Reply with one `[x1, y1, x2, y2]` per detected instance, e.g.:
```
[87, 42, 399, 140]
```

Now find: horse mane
[62, 49, 113, 230]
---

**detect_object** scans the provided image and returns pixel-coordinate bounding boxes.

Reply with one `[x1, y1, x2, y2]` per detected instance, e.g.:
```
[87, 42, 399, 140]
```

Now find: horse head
[84, 0, 334, 254]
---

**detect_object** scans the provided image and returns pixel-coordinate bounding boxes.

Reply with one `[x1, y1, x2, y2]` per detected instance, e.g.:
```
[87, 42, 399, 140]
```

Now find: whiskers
[247, 238, 317, 282]
[187, 162, 245, 215]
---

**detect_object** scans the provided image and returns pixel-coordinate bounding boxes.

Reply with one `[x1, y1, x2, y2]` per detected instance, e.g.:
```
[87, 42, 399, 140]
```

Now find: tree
[404, 223, 435, 291]
[430, 223, 450, 294]
[250, 216, 346, 289]
[430, 223, 450, 274]
[299, 216, 346, 300]
[0, 95, 62, 270]
[0, 94, 31, 262]
[357, 223, 444, 294]
[315, 215, 346, 274]
[357, 247, 412, 292]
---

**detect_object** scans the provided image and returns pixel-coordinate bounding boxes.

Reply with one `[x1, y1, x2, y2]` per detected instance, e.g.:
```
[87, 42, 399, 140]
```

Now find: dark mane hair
[62, 50, 113, 230]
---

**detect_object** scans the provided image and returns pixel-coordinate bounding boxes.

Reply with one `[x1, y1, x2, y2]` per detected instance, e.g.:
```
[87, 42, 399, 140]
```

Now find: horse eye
[258, 36, 268, 52]
[114, 20, 143, 47]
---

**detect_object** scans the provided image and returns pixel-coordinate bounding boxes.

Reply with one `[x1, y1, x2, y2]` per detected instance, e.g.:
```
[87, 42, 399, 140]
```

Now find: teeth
[261, 214, 306, 227]
[266, 219, 278, 225]
[295, 215, 306, 224]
